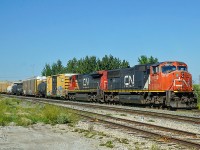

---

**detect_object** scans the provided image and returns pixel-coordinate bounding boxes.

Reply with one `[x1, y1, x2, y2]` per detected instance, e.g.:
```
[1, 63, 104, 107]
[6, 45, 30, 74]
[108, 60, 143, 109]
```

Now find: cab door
[149, 65, 161, 90]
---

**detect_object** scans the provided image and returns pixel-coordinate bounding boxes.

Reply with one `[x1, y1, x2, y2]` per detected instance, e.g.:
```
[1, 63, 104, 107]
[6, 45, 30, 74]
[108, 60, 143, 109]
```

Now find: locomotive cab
[149, 61, 196, 108]
[149, 61, 192, 92]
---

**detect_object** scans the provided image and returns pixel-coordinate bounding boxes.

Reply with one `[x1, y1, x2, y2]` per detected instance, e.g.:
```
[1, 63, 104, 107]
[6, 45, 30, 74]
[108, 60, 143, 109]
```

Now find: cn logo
[124, 75, 134, 87]
[83, 78, 89, 87]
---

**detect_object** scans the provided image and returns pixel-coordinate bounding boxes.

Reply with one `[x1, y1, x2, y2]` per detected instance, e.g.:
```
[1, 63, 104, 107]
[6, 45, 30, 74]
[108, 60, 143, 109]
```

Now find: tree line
[41, 55, 158, 76]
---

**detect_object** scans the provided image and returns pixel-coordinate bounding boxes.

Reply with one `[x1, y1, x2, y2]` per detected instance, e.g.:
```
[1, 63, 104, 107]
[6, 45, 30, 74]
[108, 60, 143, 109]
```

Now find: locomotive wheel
[93, 95, 97, 102]
[98, 96, 104, 103]
[105, 95, 109, 103]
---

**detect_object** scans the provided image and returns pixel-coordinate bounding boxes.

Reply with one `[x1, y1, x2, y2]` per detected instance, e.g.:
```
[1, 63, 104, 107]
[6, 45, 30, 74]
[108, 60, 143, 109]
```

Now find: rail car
[0, 61, 197, 109]
[23, 76, 47, 96]
[46, 73, 76, 98]
[0, 81, 12, 94]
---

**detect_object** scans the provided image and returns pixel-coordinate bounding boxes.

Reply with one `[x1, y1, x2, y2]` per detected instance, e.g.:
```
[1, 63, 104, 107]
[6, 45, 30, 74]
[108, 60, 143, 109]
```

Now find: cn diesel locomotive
[0, 61, 197, 109]
[68, 61, 197, 108]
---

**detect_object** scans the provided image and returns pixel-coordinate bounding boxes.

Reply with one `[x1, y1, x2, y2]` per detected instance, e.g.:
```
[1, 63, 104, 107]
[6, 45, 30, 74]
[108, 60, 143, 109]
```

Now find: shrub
[193, 84, 200, 108]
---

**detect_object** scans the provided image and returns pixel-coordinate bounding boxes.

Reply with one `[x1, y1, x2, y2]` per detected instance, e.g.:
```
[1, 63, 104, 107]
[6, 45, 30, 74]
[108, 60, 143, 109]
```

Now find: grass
[0, 97, 80, 126]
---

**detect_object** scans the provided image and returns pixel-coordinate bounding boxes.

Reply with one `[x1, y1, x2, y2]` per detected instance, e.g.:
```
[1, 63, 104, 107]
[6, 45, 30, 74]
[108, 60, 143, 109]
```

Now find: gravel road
[0, 123, 108, 150]
[0, 120, 190, 150]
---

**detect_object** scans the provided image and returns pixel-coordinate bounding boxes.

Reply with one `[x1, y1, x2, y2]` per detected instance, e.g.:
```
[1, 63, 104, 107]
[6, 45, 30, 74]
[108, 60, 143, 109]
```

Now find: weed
[134, 142, 139, 145]
[100, 140, 114, 148]
[120, 114, 127, 116]
[151, 144, 161, 150]
[88, 123, 94, 132]
[106, 113, 112, 116]
[116, 138, 129, 144]
[135, 144, 141, 150]
[74, 128, 87, 133]
[148, 119, 155, 122]
[84, 132, 97, 138]
[73, 128, 79, 132]
[56, 113, 71, 124]
[98, 132, 107, 137]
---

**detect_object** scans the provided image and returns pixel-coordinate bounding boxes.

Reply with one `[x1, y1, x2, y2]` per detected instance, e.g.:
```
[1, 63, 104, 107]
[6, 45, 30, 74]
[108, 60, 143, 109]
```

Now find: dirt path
[0, 124, 107, 150]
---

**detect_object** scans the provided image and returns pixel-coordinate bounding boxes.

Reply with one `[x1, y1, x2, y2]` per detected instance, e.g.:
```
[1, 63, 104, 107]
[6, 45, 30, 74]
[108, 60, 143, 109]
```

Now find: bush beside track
[193, 84, 200, 109]
[0, 96, 80, 126]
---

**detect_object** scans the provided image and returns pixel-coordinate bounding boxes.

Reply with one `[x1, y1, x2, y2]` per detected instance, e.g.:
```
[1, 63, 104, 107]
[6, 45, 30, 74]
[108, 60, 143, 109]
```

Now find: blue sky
[0, 0, 200, 82]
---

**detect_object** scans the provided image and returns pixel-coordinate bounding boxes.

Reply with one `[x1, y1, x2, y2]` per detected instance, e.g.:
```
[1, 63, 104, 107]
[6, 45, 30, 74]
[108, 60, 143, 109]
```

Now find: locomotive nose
[181, 72, 184, 78]
[173, 71, 192, 91]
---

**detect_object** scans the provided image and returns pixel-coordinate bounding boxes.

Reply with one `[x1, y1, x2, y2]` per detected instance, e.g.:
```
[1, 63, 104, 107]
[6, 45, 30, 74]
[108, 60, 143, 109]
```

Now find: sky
[0, 0, 200, 82]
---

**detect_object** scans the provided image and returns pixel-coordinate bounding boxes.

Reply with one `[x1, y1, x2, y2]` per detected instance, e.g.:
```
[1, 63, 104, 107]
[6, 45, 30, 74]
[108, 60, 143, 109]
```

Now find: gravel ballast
[0, 123, 109, 150]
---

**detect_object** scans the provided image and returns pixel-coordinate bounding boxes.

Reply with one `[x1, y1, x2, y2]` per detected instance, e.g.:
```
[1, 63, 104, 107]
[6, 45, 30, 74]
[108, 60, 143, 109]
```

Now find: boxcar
[23, 76, 46, 96]
[46, 74, 76, 98]
[0, 81, 12, 93]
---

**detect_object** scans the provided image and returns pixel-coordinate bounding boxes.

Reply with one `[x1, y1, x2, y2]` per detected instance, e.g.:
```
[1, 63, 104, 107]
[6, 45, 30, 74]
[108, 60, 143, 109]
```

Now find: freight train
[0, 61, 197, 109]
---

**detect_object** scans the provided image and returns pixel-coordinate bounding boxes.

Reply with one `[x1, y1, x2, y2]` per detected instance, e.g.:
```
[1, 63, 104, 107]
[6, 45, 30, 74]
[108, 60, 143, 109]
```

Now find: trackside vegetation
[0, 97, 80, 126]
[193, 84, 200, 109]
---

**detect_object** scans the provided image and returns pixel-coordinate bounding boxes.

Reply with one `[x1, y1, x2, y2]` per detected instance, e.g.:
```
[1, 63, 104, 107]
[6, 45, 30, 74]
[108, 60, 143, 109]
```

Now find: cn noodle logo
[124, 75, 134, 87]
[83, 78, 89, 87]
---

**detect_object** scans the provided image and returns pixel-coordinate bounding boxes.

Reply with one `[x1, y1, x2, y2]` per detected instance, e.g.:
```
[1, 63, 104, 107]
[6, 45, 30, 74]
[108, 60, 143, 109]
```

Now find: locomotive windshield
[162, 66, 176, 73]
[178, 66, 187, 71]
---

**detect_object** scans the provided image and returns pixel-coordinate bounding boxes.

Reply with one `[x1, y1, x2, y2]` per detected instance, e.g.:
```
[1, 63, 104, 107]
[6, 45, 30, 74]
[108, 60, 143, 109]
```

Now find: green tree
[101, 55, 129, 70]
[121, 60, 130, 68]
[148, 56, 158, 64]
[66, 58, 78, 73]
[42, 55, 130, 75]
[41, 64, 52, 76]
[41, 59, 66, 76]
[51, 59, 66, 75]
[138, 55, 158, 64]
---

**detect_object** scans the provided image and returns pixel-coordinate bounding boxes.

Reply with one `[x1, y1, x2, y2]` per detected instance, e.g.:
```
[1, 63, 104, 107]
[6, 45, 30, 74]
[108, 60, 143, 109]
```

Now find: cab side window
[152, 66, 159, 74]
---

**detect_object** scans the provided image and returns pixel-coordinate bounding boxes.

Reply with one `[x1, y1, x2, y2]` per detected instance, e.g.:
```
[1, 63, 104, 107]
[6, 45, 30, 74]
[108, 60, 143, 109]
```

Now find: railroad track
[59, 101, 200, 124]
[2, 94, 200, 149]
